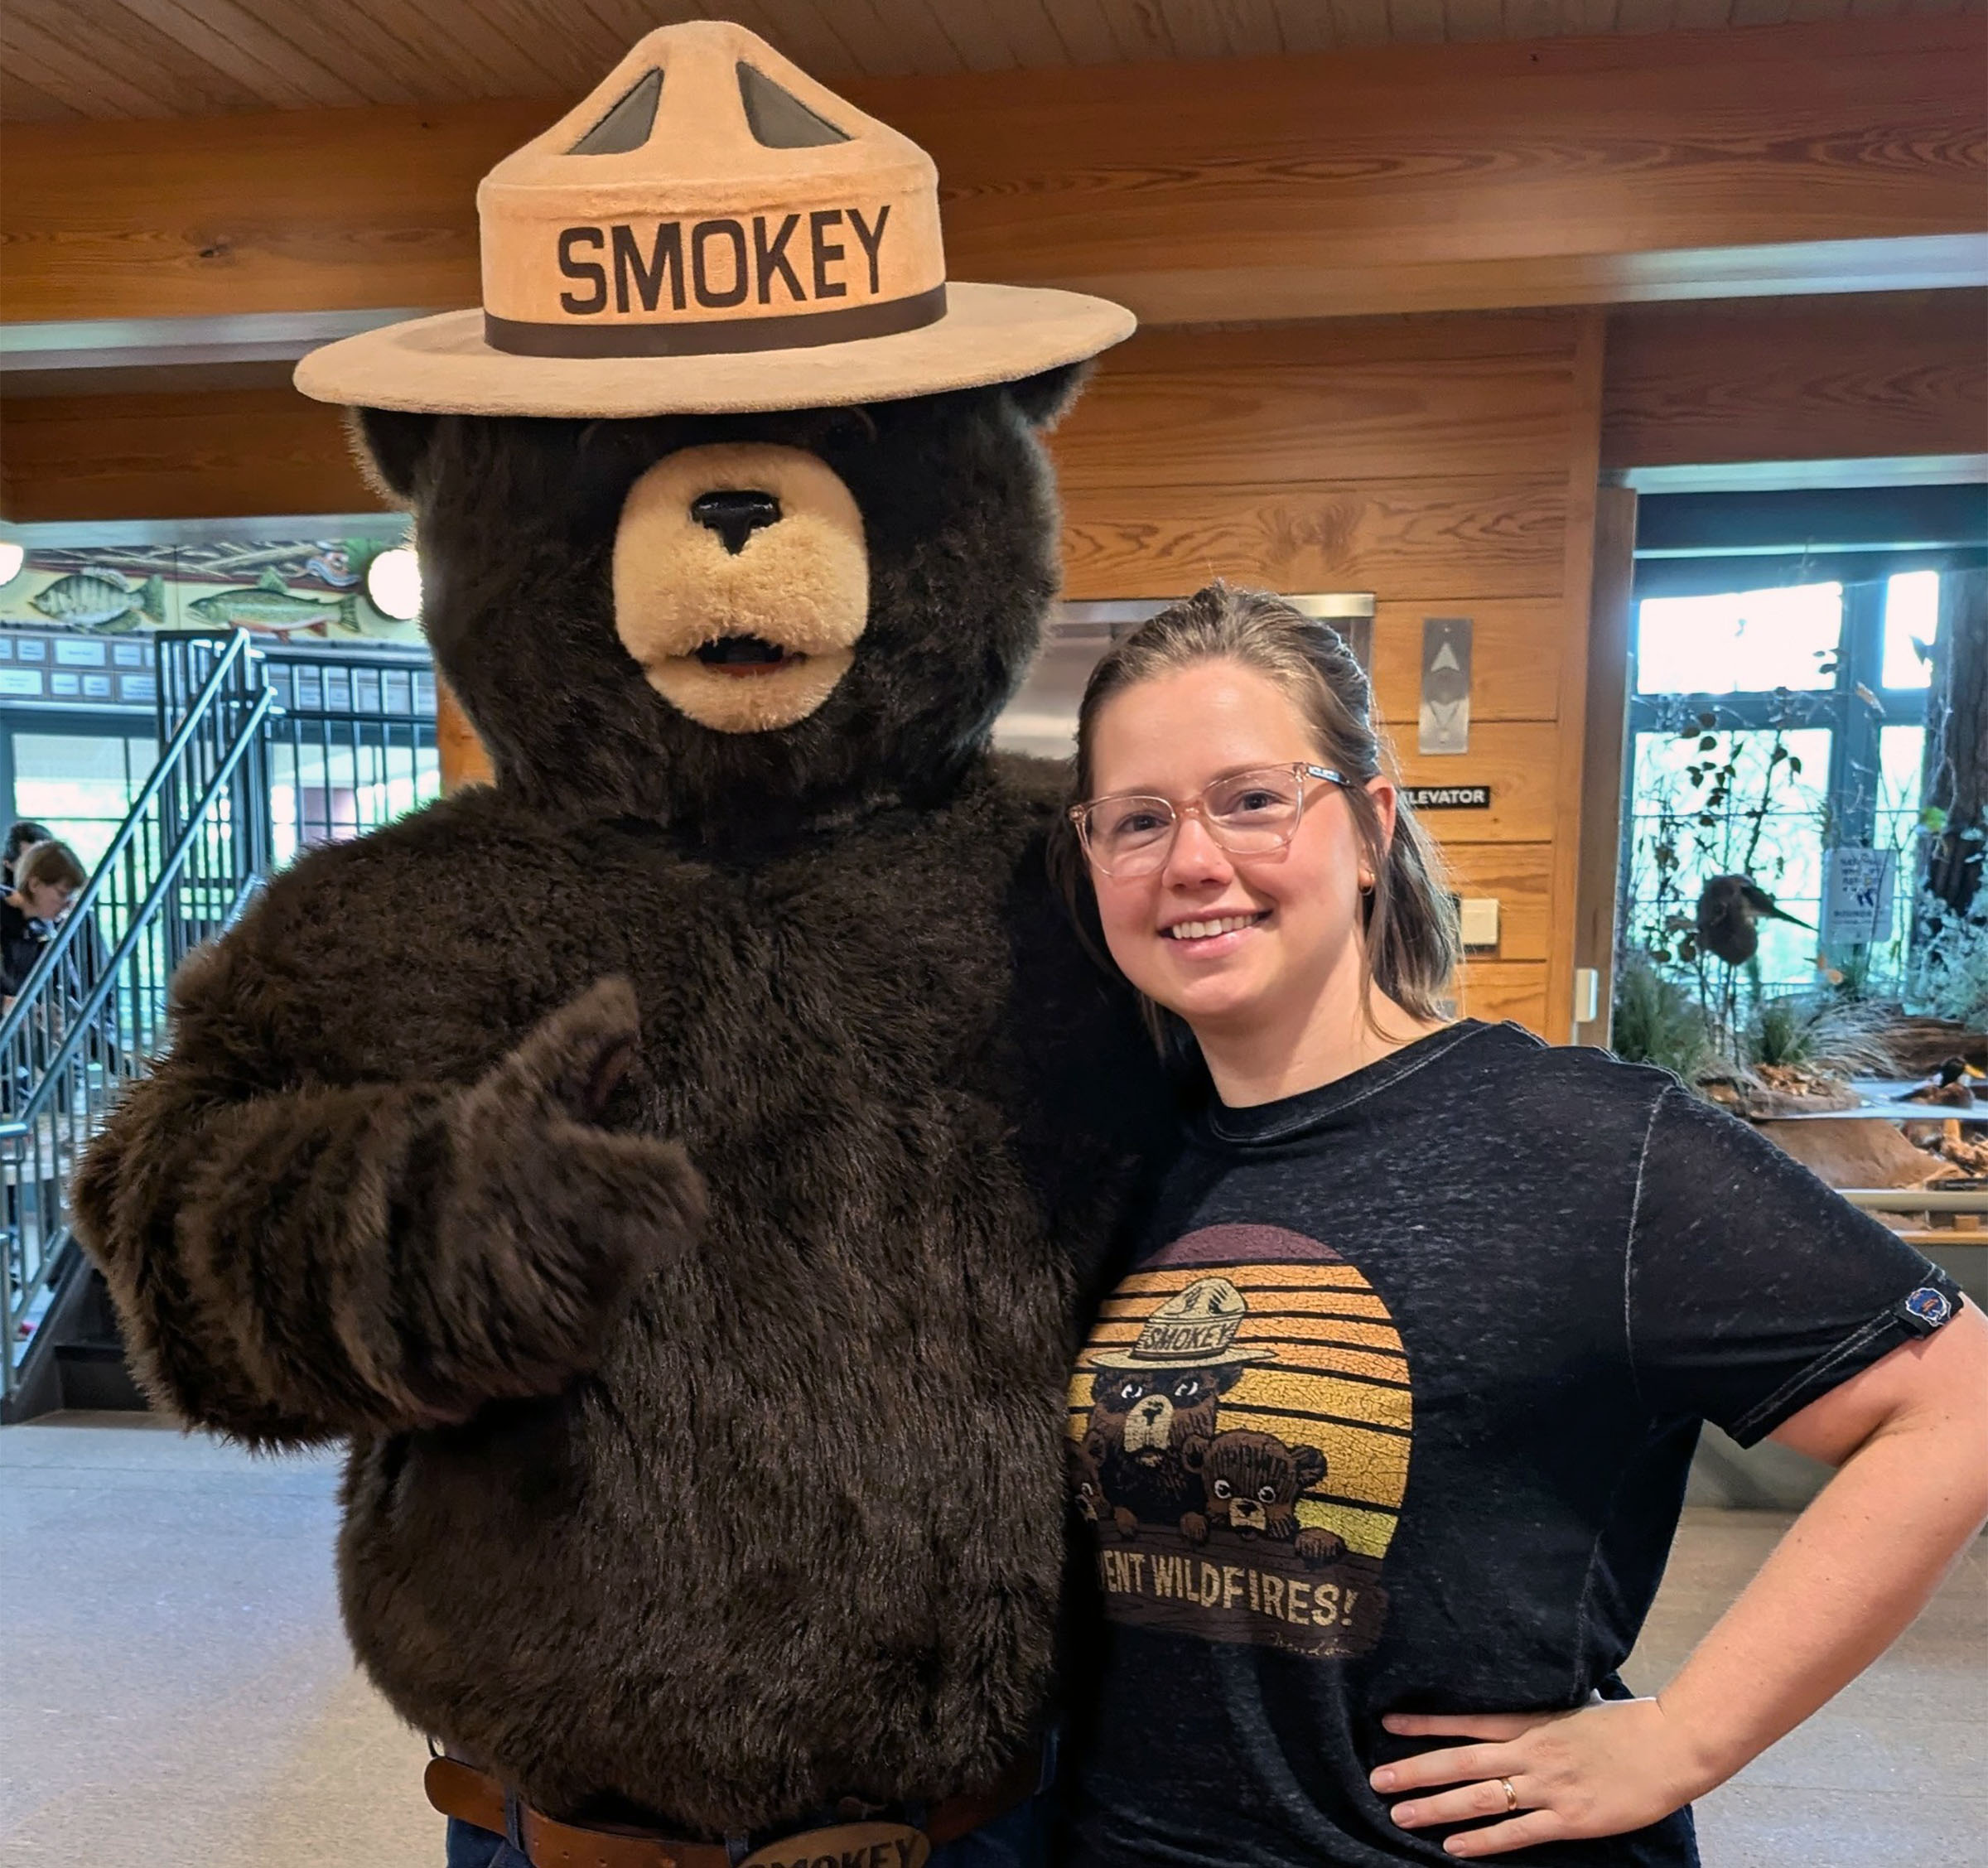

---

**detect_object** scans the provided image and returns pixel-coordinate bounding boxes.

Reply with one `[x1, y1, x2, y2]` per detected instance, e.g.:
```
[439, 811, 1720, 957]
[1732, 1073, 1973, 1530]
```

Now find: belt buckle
[738, 1819, 931, 1868]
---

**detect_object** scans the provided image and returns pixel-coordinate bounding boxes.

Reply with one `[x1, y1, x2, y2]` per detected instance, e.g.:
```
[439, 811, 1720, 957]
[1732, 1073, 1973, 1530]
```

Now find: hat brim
[292, 282, 1135, 417]
[1086, 1345, 1276, 1371]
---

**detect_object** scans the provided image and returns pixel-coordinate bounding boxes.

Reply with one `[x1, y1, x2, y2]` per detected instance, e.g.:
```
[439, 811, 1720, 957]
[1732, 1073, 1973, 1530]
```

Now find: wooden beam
[1571, 485, 1638, 1050]
[3, 21, 1981, 330]
[1604, 290, 1988, 475]
[0, 386, 376, 524]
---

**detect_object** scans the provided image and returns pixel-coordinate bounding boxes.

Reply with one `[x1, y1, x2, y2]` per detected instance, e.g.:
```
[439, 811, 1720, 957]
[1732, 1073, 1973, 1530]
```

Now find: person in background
[2, 838, 86, 1008]
[2, 821, 54, 891]
[1053, 582, 1988, 1867]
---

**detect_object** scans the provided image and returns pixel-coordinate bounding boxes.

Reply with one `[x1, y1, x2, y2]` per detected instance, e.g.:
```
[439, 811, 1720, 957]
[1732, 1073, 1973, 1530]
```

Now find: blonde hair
[14, 839, 86, 896]
[1054, 582, 1460, 1048]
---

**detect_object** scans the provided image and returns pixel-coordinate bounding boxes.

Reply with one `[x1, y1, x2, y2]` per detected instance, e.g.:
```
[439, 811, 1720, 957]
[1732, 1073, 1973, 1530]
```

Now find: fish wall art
[0, 538, 422, 647]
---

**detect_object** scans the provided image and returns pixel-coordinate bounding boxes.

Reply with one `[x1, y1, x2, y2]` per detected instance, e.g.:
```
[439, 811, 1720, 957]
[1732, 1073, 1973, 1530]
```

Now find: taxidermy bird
[1694, 874, 1812, 965]
[1902, 1057, 1978, 1108]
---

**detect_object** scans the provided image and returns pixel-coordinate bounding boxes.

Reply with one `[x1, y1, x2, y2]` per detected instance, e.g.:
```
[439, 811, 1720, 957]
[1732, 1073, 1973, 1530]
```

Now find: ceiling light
[0, 543, 24, 588]
[365, 547, 421, 621]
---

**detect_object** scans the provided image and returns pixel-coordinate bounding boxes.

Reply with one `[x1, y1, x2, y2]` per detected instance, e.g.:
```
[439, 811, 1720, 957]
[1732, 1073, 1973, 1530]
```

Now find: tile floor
[3, 1413, 1982, 1866]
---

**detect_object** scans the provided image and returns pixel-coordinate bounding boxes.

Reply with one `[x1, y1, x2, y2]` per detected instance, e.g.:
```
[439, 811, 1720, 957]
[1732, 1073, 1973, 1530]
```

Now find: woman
[2, 819, 54, 891]
[1054, 583, 1987, 1865]
[1, 837, 84, 1006]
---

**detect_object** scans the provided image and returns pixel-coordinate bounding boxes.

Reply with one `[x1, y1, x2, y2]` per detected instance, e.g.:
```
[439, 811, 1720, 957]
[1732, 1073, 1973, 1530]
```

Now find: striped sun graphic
[1070, 1224, 1411, 1561]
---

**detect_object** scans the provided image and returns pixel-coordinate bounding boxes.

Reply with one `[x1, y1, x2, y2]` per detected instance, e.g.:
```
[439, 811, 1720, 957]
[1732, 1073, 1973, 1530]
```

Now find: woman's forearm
[1658, 1402, 1988, 1795]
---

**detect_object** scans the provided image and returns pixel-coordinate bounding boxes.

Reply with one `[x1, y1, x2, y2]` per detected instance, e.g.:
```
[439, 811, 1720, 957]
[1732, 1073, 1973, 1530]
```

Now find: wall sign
[1820, 847, 1896, 948]
[1403, 784, 1491, 809]
[1419, 616, 1473, 755]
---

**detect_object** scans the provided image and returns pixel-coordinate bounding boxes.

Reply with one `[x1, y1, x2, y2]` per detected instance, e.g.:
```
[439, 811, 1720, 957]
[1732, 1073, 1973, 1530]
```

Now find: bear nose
[690, 489, 783, 555]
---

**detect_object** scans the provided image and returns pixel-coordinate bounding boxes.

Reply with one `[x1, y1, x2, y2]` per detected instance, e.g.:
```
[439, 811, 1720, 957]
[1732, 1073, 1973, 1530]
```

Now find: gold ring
[1499, 1777, 1518, 1813]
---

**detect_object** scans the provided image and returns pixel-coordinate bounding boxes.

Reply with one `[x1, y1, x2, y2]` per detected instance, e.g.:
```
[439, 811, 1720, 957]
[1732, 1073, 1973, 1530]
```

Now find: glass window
[267, 734, 441, 867]
[1882, 570, 1940, 690]
[1634, 582, 1841, 696]
[10, 731, 158, 871]
[1624, 726, 1831, 986]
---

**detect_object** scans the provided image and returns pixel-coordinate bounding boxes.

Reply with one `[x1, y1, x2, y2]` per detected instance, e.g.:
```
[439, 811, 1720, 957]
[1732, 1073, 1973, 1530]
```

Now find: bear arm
[73, 958, 704, 1446]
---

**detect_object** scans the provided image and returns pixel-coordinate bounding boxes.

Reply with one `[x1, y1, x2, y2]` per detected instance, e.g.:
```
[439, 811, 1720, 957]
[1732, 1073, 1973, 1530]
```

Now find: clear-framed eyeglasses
[1069, 762, 1347, 880]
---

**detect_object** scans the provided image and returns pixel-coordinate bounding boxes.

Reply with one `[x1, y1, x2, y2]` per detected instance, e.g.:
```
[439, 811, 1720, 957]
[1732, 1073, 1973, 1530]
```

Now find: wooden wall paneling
[437, 675, 497, 793]
[1436, 842, 1557, 959]
[1271, 0, 1344, 51]
[7, 20, 1984, 326]
[1571, 484, 1638, 1047]
[1390, 722, 1569, 843]
[1368, 600, 1565, 726]
[1059, 480, 1570, 603]
[3, 0, 265, 118]
[1541, 311, 1609, 1043]
[1602, 290, 1988, 472]
[882, 22, 1988, 321]
[222, 0, 455, 104]
[1006, 0, 1124, 64]
[835, 0, 967, 77]
[714, 2, 866, 80]
[1052, 322, 1583, 490]
[2, 9, 184, 119]
[0, 387, 378, 525]
[0, 71, 81, 124]
[1454, 958, 1550, 1030]
[109, 0, 373, 111]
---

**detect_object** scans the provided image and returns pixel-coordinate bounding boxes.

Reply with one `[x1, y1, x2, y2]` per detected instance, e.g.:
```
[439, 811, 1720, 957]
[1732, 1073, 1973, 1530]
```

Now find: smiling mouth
[692, 635, 807, 678]
[1164, 913, 1269, 941]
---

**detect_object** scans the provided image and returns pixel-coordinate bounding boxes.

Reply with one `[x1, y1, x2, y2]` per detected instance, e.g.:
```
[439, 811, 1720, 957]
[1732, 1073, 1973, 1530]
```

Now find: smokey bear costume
[75, 22, 1171, 1861]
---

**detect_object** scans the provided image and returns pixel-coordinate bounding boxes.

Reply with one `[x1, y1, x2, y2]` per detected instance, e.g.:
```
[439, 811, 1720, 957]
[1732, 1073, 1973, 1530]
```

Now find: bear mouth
[692, 635, 807, 678]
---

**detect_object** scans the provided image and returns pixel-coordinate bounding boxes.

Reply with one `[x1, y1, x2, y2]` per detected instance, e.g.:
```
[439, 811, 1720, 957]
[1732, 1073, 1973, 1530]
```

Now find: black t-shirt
[0, 896, 46, 999]
[1064, 1021, 1962, 1867]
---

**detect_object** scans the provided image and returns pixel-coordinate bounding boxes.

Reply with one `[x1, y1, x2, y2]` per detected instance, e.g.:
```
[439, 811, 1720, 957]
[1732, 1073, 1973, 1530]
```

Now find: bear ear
[348, 407, 441, 507]
[1292, 1444, 1328, 1492]
[1004, 360, 1091, 432]
[1181, 1433, 1210, 1474]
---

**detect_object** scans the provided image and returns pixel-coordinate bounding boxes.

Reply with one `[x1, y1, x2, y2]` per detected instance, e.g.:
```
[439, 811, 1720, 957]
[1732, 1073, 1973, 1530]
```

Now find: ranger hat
[295, 19, 1134, 418]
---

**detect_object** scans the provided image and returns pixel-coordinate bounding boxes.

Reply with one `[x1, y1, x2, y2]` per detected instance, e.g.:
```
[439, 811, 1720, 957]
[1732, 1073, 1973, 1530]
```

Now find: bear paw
[1295, 1528, 1347, 1568]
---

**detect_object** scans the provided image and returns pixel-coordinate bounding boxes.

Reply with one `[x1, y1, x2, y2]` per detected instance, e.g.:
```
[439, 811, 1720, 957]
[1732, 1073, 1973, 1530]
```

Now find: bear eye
[1173, 1377, 1201, 1401]
[1258, 1485, 1279, 1504]
[1212, 1479, 1233, 1499]
[1078, 1479, 1095, 1497]
[1118, 1380, 1141, 1402]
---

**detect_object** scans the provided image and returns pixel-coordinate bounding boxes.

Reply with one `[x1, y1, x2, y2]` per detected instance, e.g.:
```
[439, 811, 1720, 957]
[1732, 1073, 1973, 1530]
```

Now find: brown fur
[73, 369, 1176, 1836]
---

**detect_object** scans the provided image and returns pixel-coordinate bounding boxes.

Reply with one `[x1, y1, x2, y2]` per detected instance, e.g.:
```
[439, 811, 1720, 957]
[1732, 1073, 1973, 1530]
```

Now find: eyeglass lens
[1085, 765, 1306, 876]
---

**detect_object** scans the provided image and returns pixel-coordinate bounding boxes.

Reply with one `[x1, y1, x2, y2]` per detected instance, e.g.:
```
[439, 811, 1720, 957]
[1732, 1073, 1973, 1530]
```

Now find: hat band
[485, 284, 947, 360]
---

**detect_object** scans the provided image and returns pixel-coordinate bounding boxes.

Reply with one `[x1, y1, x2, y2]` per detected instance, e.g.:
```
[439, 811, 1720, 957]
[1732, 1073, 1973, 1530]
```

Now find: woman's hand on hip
[1368, 1697, 1712, 1857]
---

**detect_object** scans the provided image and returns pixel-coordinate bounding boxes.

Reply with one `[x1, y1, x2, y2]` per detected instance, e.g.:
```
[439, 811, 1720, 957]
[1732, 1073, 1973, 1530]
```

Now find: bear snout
[612, 441, 869, 735]
[1122, 1392, 1175, 1455]
[689, 488, 782, 554]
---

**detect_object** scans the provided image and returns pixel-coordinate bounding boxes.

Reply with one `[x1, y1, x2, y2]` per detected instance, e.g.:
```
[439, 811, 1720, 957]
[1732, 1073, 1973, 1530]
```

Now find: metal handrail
[0, 631, 262, 1053]
[2, 625, 441, 1407]
[0, 687, 273, 1140]
[2, 630, 274, 1404]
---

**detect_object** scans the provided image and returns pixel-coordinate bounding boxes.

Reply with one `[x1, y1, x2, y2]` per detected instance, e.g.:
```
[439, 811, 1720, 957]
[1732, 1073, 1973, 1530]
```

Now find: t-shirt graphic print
[1069, 1221, 1409, 1661]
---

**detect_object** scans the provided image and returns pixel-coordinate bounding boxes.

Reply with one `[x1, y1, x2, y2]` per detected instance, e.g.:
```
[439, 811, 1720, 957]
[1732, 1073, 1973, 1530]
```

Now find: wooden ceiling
[2, 0, 1947, 123]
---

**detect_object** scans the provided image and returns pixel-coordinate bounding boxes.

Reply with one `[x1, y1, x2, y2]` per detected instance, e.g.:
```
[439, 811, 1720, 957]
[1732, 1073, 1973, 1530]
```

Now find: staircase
[0, 634, 276, 1421]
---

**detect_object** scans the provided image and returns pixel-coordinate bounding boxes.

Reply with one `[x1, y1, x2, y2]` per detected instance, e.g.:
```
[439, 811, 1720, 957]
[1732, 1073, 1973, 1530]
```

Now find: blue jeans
[444, 1768, 1055, 1868]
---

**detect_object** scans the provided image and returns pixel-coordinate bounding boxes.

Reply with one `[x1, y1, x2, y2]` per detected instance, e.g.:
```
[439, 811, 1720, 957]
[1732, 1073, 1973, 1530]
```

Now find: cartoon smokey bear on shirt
[1069, 1228, 1410, 1660]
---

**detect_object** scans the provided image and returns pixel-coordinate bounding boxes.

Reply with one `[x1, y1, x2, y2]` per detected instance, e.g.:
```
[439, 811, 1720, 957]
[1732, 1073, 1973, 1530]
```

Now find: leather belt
[425, 1748, 1041, 1868]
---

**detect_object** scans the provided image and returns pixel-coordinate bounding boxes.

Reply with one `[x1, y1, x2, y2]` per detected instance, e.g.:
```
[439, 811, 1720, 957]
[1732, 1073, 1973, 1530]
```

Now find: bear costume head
[353, 374, 1081, 837]
[298, 18, 1132, 839]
